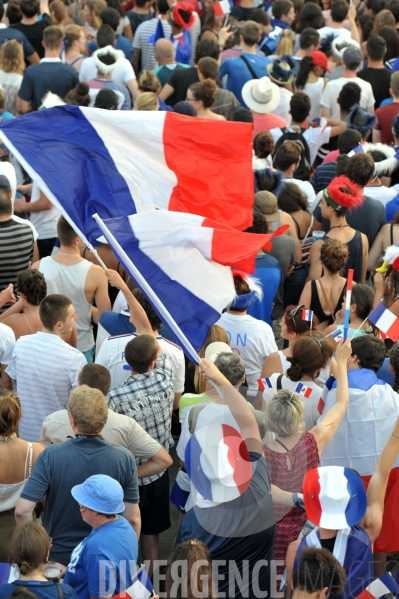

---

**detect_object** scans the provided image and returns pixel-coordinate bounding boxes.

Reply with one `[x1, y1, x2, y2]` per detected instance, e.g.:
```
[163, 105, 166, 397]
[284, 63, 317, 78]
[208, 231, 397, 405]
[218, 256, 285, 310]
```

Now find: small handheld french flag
[302, 309, 313, 322]
[354, 574, 398, 599]
[213, 0, 231, 15]
[113, 566, 153, 599]
[295, 382, 312, 398]
[368, 303, 399, 342]
[258, 377, 274, 391]
[332, 329, 344, 344]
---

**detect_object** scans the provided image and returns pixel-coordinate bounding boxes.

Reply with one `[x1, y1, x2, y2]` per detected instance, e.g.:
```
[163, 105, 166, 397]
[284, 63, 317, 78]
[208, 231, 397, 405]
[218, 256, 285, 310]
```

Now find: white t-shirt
[321, 77, 375, 120]
[28, 182, 59, 239]
[262, 373, 321, 432]
[284, 177, 316, 211]
[363, 185, 399, 207]
[216, 312, 278, 397]
[96, 332, 185, 394]
[6, 332, 87, 441]
[271, 87, 292, 124]
[317, 26, 351, 41]
[270, 120, 332, 168]
[79, 56, 136, 86]
[0, 322, 15, 366]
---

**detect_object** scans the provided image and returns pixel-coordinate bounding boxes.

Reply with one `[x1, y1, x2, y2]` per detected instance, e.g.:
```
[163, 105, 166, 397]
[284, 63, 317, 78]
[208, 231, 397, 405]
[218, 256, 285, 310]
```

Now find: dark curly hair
[133, 288, 163, 331]
[390, 342, 399, 392]
[17, 269, 47, 306]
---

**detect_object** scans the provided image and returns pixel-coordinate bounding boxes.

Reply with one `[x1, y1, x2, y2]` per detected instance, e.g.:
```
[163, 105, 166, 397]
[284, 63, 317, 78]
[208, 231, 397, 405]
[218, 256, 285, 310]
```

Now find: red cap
[170, 2, 195, 28]
[310, 50, 330, 72]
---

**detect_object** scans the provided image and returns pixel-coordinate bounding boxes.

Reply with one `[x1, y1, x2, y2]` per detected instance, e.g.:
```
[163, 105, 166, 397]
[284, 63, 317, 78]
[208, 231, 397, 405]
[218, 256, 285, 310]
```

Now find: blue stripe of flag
[0, 106, 137, 244]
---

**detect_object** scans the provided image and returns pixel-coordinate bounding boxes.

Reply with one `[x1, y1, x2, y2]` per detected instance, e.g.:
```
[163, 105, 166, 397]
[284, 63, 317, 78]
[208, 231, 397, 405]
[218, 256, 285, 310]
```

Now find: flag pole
[343, 269, 354, 341]
[350, 316, 369, 341]
[93, 213, 202, 365]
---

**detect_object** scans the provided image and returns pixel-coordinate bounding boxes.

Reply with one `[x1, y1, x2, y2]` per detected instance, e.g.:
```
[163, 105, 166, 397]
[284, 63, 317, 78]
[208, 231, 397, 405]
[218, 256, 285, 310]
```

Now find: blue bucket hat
[71, 474, 125, 514]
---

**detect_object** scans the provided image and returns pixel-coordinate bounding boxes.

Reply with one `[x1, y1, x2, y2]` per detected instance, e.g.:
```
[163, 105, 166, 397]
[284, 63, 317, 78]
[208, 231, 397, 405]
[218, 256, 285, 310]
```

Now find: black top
[357, 66, 392, 108]
[310, 279, 346, 325]
[11, 14, 52, 59]
[166, 66, 199, 105]
[344, 229, 363, 282]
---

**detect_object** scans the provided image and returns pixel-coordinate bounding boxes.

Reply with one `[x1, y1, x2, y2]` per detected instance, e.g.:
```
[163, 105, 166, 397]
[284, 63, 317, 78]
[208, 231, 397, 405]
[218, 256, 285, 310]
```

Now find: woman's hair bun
[202, 78, 216, 98]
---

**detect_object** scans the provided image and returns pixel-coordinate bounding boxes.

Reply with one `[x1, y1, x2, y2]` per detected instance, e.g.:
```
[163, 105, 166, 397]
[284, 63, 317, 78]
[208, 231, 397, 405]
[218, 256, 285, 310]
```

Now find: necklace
[329, 224, 349, 231]
[57, 252, 81, 258]
[0, 433, 16, 441]
[0, 432, 17, 454]
[23, 312, 34, 334]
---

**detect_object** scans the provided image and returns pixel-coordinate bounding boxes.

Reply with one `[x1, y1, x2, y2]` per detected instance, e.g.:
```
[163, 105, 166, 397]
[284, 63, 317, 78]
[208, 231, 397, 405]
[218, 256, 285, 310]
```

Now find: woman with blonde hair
[276, 29, 296, 56]
[0, 523, 78, 599]
[374, 8, 395, 31]
[0, 40, 24, 116]
[82, 0, 107, 38]
[133, 91, 159, 111]
[138, 70, 173, 111]
[263, 339, 351, 577]
[63, 24, 87, 72]
[0, 393, 43, 561]
[187, 79, 226, 120]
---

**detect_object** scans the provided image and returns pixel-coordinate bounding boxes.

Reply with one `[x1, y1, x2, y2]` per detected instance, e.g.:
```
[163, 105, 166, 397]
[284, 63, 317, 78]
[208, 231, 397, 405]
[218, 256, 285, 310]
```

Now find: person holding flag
[319, 335, 399, 575]
[260, 332, 335, 431]
[321, 284, 377, 342]
[286, 411, 399, 594]
[262, 338, 351, 574]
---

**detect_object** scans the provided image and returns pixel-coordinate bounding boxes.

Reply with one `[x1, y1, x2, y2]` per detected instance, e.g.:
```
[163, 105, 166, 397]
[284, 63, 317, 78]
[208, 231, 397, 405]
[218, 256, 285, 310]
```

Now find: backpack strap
[188, 404, 207, 434]
[276, 374, 283, 390]
[56, 584, 64, 599]
[239, 55, 258, 79]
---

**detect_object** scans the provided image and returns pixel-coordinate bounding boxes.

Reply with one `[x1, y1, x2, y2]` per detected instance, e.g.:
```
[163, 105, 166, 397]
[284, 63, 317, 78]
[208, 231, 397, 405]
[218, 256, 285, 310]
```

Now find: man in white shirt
[216, 272, 277, 401]
[317, 0, 359, 42]
[321, 46, 375, 120]
[6, 294, 87, 441]
[79, 24, 138, 100]
[96, 270, 185, 408]
[0, 322, 15, 389]
[273, 141, 316, 209]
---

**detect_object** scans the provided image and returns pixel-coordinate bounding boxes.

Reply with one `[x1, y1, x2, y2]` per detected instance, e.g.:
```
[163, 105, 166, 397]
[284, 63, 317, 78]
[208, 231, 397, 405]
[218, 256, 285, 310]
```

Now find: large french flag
[94, 211, 285, 359]
[0, 106, 254, 244]
[113, 566, 153, 599]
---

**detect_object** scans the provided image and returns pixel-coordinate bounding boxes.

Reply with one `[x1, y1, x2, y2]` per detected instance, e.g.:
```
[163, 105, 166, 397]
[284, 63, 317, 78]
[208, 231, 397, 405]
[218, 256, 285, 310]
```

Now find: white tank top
[0, 442, 33, 512]
[39, 257, 94, 352]
[303, 78, 324, 122]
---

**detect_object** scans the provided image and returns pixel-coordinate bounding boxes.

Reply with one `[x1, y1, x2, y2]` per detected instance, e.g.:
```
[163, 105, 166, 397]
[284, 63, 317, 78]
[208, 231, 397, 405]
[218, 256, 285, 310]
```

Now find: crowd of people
[2, 0, 399, 597]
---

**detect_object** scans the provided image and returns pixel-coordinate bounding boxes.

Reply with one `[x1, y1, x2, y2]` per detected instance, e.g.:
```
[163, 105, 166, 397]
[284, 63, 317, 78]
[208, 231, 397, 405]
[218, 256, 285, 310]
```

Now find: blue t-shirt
[0, 581, 78, 599]
[64, 517, 138, 599]
[219, 53, 272, 107]
[88, 35, 132, 60]
[385, 193, 399, 222]
[247, 254, 281, 325]
[20, 436, 139, 566]
[0, 27, 35, 59]
[18, 62, 79, 110]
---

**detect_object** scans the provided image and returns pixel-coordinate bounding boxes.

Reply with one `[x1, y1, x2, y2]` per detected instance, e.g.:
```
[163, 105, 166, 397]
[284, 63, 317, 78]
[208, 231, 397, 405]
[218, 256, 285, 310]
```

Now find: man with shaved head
[154, 38, 190, 87]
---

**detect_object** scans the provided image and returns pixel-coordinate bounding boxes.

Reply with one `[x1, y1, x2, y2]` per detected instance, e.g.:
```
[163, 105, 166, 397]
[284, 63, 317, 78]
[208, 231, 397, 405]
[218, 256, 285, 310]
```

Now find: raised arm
[361, 415, 399, 544]
[309, 339, 351, 454]
[105, 269, 154, 335]
[199, 358, 262, 453]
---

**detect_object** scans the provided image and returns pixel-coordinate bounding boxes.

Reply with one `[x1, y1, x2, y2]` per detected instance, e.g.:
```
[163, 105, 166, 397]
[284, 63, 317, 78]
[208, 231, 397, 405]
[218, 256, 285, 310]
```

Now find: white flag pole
[93, 213, 201, 364]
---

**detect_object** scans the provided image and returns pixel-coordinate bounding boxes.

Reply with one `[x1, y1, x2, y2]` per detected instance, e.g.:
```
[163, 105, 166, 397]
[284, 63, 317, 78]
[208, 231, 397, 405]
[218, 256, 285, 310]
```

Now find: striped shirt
[6, 332, 87, 441]
[0, 218, 34, 311]
[310, 161, 337, 193]
[133, 18, 172, 71]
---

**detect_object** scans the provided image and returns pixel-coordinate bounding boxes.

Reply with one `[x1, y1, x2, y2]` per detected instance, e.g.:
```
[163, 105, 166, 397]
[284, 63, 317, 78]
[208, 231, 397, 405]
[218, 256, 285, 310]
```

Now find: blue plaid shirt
[108, 352, 175, 485]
